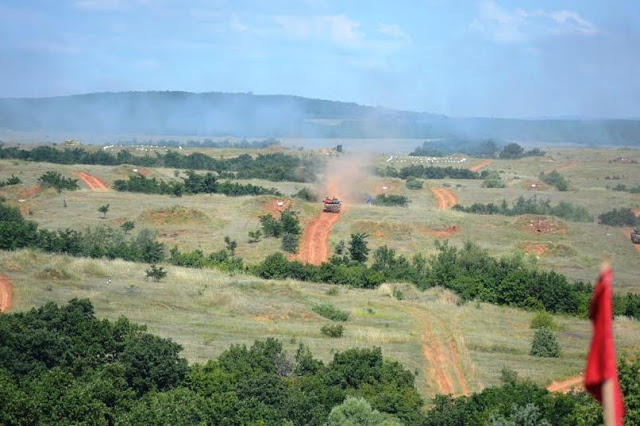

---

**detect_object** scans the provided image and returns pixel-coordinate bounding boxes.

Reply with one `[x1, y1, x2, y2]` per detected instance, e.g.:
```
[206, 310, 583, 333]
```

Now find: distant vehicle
[631, 228, 640, 244]
[323, 197, 342, 213]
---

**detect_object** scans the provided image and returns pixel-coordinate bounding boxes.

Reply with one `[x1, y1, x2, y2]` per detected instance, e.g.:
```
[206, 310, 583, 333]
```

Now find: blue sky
[1, 0, 639, 118]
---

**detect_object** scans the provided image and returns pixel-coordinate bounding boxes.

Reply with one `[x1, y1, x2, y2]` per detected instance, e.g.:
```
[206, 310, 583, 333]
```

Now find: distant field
[4, 249, 640, 401]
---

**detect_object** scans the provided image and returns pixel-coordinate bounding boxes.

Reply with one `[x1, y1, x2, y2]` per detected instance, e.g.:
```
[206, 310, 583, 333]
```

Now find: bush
[599, 208, 638, 227]
[499, 143, 525, 159]
[530, 328, 560, 357]
[38, 171, 79, 192]
[145, 264, 168, 282]
[327, 396, 402, 425]
[372, 194, 409, 207]
[312, 303, 350, 321]
[539, 171, 569, 191]
[0, 174, 21, 187]
[321, 324, 345, 338]
[293, 187, 317, 201]
[405, 178, 423, 190]
[530, 311, 559, 330]
[392, 287, 405, 301]
[281, 233, 299, 254]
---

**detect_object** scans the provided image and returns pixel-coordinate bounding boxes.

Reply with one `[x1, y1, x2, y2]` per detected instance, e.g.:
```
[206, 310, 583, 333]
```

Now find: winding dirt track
[0, 275, 13, 313]
[547, 374, 583, 393]
[297, 178, 342, 265]
[77, 171, 110, 191]
[431, 187, 458, 210]
[469, 159, 493, 172]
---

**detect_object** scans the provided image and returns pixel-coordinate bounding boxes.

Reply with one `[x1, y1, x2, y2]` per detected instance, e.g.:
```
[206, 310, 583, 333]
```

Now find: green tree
[349, 233, 370, 264]
[530, 328, 560, 357]
[145, 264, 167, 282]
[98, 204, 110, 219]
[224, 236, 237, 255]
[499, 143, 525, 159]
[327, 396, 402, 425]
[281, 233, 299, 254]
[121, 220, 135, 234]
[248, 229, 262, 243]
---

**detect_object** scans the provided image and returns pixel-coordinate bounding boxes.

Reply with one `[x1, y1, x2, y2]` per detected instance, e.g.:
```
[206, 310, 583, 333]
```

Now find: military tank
[631, 228, 640, 244]
[323, 197, 342, 213]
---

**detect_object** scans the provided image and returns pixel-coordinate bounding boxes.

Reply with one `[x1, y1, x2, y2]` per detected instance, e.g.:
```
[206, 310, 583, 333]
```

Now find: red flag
[584, 267, 625, 425]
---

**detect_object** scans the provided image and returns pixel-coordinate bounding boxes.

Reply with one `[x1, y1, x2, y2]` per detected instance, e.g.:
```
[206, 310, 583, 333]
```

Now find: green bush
[530, 311, 559, 330]
[281, 233, 299, 254]
[530, 328, 560, 357]
[145, 264, 168, 282]
[372, 194, 409, 207]
[38, 171, 79, 192]
[539, 171, 569, 191]
[313, 303, 350, 321]
[405, 178, 423, 190]
[482, 171, 505, 188]
[293, 187, 317, 201]
[392, 288, 405, 301]
[321, 324, 345, 338]
[598, 208, 638, 227]
[327, 396, 402, 425]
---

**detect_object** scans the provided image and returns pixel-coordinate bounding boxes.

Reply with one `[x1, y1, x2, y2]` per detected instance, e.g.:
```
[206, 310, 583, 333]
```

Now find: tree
[327, 396, 402, 425]
[336, 144, 343, 153]
[335, 240, 346, 255]
[248, 229, 262, 243]
[121, 220, 135, 234]
[224, 236, 237, 255]
[480, 140, 499, 158]
[499, 143, 525, 159]
[530, 328, 560, 357]
[145, 264, 167, 282]
[348, 233, 370, 264]
[281, 233, 299, 254]
[98, 204, 110, 219]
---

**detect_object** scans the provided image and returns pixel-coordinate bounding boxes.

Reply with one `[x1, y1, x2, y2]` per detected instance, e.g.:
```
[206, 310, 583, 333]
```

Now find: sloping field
[3, 250, 640, 400]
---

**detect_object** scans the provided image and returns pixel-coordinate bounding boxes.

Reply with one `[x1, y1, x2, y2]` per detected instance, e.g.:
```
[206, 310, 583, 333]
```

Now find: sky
[1, 0, 639, 118]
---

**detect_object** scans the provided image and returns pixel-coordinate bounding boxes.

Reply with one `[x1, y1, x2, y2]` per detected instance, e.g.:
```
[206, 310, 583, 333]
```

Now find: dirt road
[431, 187, 458, 210]
[547, 374, 583, 393]
[297, 179, 342, 265]
[469, 159, 493, 172]
[77, 171, 110, 191]
[0, 275, 13, 313]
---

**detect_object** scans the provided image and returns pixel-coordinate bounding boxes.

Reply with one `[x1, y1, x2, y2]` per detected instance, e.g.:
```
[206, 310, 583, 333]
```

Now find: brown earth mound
[520, 242, 550, 256]
[516, 216, 568, 234]
[420, 225, 460, 238]
[261, 199, 291, 216]
[0, 275, 13, 312]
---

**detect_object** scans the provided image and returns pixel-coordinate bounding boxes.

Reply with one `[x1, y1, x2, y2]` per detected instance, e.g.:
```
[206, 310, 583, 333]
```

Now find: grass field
[4, 249, 640, 401]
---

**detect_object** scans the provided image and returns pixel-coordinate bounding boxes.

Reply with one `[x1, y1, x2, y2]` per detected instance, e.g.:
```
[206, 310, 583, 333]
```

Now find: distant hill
[1, 91, 639, 145]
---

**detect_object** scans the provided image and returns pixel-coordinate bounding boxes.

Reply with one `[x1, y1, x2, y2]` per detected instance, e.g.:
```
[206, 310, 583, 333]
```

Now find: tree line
[378, 164, 485, 180]
[112, 171, 281, 197]
[1, 299, 638, 425]
[2, 200, 639, 320]
[410, 139, 545, 160]
[0, 143, 320, 183]
[452, 196, 593, 222]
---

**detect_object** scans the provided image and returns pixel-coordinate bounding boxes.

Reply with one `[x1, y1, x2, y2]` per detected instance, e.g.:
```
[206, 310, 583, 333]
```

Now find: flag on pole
[584, 266, 625, 425]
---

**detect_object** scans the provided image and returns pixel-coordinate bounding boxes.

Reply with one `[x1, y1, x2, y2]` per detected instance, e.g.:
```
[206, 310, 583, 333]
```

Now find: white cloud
[377, 24, 411, 42]
[472, 0, 599, 43]
[272, 14, 365, 46]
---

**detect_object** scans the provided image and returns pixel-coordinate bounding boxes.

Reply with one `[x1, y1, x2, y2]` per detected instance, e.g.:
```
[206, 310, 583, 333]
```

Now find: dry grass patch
[352, 220, 413, 240]
[140, 205, 208, 225]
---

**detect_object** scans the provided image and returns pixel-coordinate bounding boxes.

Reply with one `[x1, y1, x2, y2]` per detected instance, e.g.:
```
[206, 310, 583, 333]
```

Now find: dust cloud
[319, 153, 374, 206]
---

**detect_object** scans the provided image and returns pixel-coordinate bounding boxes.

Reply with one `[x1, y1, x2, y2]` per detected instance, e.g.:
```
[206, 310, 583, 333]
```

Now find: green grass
[3, 249, 640, 401]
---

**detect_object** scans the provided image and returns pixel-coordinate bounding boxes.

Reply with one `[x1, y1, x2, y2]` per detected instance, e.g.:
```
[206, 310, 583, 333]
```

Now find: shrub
[293, 187, 317, 201]
[327, 396, 402, 425]
[372, 194, 409, 207]
[281, 233, 299, 254]
[348, 233, 370, 263]
[406, 178, 423, 190]
[598, 208, 638, 227]
[0, 174, 21, 187]
[325, 287, 339, 296]
[539, 171, 569, 191]
[248, 229, 262, 243]
[145, 264, 168, 282]
[530, 328, 560, 357]
[482, 171, 505, 188]
[98, 204, 110, 218]
[312, 303, 350, 321]
[530, 311, 559, 330]
[499, 143, 525, 159]
[38, 171, 79, 192]
[392, 287, 405, 301]
[321, 324, 345, 338]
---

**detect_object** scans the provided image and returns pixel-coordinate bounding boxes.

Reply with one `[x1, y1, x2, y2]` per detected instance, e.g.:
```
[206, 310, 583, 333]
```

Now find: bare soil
[431, 187, 458, 210]
[547, 374, 583, 393]
[20, 184, 41, 200]
[516, 216, 568, 235]
[419, 225, 460, 238]
[77, 171, 110, 191]
[469, 159, 493, 172]
[0, 275, 13, 312]
[520, 242, 550, 256]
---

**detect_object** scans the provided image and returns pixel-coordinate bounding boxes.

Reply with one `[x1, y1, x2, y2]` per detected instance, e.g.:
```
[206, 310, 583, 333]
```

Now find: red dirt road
[77, 171, 110, 191]
[297, 179, 342, 265]
[547, 374, 583, 393]
[469, 159, 493, 172]
[431, 187, 458, 210]
[0, 275, 13, 313]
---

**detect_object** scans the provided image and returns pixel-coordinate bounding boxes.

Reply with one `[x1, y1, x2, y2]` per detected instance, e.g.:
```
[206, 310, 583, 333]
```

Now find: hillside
[2, 91, 640, 145]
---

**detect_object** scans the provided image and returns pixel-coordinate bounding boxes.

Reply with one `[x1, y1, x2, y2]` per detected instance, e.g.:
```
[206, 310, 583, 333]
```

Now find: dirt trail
[20, 184, 41, 200]
[469, 159, 493, 172]
[407, 307, 470, 396]
[0, 275, 13, 313]
[547, 374, 583, 393]
[431, 187, 458, 210]
[297, 178, 342, 265]
[77, 171, 110, 191]
[556, 161, 580, 171]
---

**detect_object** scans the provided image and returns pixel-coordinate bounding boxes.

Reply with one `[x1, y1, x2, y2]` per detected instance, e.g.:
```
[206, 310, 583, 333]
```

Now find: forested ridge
[1, 299, 639, 425]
